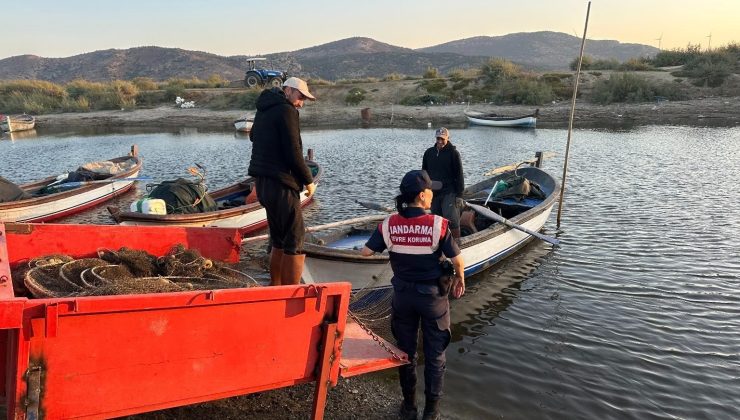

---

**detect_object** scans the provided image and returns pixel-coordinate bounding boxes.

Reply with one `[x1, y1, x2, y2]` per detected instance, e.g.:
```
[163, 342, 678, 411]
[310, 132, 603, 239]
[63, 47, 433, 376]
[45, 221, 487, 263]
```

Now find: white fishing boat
[0, 146, 142, 222]
[234, 116, 254, 133]
[108, 160, 322, 233]
[300, 164, 559, 300]
[1, 114, 36, 132]
[465, 109, 538, 128]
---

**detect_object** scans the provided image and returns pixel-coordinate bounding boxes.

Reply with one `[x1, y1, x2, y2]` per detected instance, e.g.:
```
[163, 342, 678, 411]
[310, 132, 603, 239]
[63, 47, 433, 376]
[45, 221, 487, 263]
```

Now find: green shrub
[419, 79, 447, 93]
[307, 78, 333, 86]
[399, 94, 444, 105]
[590, 73, 686, 104]
[681, 52, 735, 87]
[651, 44, 702, 67]
[345, 87, 367, 105]
[423, 67, 440, 79]
[619, 58, 653, 71]
[382, 73, 405, 81]
[480, 58, 522, 86]
[132, 77, 158, 91]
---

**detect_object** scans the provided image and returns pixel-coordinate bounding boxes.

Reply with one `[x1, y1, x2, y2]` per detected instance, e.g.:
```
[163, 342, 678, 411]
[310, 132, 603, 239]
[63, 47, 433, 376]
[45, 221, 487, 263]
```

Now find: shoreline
[33, 96, 740, 132]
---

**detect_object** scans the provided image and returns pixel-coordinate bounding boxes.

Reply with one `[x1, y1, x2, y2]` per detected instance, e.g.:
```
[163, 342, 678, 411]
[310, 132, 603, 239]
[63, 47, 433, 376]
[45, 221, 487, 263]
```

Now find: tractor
[243, 57, 288, 88]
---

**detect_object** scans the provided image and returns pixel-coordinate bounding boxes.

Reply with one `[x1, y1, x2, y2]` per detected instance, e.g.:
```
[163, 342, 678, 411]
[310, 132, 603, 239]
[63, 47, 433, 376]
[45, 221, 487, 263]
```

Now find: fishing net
[21, 245, 258, 299]
[346, 263, 395, 342]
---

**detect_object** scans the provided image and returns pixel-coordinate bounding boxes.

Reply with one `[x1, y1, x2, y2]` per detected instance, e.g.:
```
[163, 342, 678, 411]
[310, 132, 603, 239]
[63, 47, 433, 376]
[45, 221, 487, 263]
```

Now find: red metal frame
[0, 222, 404, 419]
[0, 222, 351, 419]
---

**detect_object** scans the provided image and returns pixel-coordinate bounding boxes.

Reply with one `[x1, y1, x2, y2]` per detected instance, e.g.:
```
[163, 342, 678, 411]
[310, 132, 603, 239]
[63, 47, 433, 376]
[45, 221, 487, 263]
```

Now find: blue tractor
[244, 58, 288, 88]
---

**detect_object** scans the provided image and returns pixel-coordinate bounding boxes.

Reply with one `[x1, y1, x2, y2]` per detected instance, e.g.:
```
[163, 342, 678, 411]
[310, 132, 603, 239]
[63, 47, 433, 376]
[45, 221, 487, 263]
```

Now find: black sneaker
[421, 399, 441, 420]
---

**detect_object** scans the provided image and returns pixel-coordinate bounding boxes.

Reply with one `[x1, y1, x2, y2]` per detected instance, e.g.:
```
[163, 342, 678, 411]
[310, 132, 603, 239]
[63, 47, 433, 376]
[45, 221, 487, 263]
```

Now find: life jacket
[381, 213, 447, 255]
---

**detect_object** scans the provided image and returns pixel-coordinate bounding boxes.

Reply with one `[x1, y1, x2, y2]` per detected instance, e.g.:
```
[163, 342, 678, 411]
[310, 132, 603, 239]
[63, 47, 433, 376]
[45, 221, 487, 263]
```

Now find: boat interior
[317, 167, 555, 250]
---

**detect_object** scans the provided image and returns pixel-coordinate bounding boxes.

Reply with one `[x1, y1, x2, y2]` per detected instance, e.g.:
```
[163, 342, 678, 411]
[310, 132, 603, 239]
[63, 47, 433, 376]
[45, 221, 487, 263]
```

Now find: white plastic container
[130, 198, 167, 215]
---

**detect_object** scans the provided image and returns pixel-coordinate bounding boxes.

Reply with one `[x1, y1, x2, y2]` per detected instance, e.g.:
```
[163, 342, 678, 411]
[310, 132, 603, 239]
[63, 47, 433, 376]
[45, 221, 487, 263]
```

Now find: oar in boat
[355, 199, 394, 212]
[465, 202, 560, 246]
[241, 215, 385, 244]
[355, 199, 560, 246]
[47, 177, 153, 190]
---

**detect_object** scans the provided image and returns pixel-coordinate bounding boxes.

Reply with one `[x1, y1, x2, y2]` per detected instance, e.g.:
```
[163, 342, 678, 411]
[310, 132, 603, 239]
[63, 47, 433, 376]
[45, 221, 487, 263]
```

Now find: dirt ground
[31, 71, 740, 132]
[34, 94, 740, 134]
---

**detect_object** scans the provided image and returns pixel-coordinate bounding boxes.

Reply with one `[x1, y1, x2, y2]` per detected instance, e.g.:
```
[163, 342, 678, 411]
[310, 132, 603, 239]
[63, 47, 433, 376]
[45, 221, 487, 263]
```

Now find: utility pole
[655, 33, 663, 50]
[706, 33, 712, 51]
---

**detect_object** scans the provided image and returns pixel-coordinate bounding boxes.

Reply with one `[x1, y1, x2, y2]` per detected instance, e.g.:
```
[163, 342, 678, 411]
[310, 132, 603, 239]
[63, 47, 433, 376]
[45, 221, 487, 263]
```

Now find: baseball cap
[435, 127, 449, 140]
[282, 77, 315, 100]
[400, 170, 442, 195]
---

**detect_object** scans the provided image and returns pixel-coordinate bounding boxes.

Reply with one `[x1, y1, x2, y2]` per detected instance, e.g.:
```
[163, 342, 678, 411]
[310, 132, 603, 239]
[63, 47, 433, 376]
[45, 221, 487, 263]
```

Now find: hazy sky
[2, 0, 737, 59]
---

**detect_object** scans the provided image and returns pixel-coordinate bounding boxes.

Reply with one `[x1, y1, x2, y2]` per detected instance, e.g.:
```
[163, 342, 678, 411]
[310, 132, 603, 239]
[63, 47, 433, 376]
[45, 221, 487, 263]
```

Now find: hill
[418, 31, 659, 69]
[0, 33, 659, 83]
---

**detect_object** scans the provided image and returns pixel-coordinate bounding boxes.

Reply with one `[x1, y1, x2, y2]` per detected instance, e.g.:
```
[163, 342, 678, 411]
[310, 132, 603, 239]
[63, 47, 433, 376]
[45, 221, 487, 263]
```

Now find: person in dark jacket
[360, 170, 465, 420]
[248, 77, 316, 286]
[422, 127, 464, 239]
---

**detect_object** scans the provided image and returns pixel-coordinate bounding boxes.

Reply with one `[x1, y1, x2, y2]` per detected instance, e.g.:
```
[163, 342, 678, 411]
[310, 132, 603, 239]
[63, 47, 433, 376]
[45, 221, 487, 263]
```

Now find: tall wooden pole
[556, 1, 591, 228]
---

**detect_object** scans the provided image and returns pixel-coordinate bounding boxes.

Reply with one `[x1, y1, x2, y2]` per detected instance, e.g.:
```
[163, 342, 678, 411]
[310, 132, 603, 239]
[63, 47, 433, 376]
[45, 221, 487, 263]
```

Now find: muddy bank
[35, 96, 740, 132]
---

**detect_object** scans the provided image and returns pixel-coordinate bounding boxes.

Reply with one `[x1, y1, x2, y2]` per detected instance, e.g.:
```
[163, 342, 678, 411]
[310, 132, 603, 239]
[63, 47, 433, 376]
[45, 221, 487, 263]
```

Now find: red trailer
[0, 222, 404, 419]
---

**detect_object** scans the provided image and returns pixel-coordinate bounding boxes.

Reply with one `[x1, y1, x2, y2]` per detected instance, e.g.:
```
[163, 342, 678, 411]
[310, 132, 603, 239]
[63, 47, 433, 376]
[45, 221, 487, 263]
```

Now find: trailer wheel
[245, 73, 261, 88]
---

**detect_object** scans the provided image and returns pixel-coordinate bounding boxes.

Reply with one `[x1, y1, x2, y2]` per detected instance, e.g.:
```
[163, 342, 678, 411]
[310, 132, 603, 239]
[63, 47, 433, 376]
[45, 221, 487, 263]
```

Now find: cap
[282, 77, 315, 100]
[435, 127, 449, 140]
[400, 170, 442, 195]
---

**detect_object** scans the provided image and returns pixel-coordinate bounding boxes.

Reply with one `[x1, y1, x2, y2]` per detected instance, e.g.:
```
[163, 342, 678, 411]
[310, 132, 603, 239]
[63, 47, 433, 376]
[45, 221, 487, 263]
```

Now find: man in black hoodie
[422, 127, 464, 239]
[248, 77, 316, 286]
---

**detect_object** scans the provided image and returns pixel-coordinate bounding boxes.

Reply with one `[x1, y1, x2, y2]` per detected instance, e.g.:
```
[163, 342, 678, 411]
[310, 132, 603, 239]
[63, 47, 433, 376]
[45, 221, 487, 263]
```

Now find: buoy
[427, 122, 432, 128]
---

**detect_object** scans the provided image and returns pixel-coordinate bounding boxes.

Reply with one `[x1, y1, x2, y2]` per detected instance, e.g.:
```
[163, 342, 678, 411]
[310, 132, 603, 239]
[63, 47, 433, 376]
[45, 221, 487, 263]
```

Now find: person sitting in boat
[422, 127, 465, 239]
[359, 169, 465, 420]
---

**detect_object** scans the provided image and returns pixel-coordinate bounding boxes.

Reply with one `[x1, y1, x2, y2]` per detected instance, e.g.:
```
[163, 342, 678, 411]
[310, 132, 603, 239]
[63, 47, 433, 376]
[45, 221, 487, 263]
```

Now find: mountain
[0, 47, 247, 83]
[0, 33, 659, 83]
[418, 31, 659, 69]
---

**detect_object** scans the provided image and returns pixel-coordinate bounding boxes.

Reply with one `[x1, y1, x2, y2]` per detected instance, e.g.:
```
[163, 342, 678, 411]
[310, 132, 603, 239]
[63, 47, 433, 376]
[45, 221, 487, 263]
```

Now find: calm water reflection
[1, 125, 739, 419]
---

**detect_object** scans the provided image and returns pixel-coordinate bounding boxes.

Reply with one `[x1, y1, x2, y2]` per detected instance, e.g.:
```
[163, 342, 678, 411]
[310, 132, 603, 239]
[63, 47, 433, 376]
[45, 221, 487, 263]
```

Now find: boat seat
[245, 186, 258, 204]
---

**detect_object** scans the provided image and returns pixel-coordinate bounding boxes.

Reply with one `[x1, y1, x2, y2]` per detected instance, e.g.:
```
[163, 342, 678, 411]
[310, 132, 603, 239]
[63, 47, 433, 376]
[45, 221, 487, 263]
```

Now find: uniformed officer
[360, 170, 465, 420]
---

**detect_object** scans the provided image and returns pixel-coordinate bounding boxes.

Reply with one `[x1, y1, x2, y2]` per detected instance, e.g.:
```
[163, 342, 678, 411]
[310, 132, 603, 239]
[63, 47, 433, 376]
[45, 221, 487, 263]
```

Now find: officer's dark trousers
[255, 176, 304, 254]
[391, 283, 451, 401]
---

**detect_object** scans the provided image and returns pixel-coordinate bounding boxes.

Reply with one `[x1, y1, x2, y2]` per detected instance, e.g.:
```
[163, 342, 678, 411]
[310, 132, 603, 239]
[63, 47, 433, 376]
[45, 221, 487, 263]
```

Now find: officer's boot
[269, 247, 283, 286]
[421, 398, 441, 420]
[280, 253, 305, 285]
[399, 388, 418, 420]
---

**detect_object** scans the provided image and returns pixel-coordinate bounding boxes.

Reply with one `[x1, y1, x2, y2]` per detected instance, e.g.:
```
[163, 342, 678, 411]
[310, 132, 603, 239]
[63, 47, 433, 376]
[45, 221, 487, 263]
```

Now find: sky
[2, 0, 738, 59]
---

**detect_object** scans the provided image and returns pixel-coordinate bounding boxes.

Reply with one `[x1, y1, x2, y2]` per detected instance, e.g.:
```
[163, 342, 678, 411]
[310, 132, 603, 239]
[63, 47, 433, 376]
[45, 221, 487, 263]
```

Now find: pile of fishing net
[15, 245, 258, 298]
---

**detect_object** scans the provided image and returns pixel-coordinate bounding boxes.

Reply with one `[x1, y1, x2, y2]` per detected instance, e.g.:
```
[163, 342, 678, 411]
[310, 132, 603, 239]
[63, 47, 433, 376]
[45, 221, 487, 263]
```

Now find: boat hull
[466, 115, 536, 128]
[1, 115, 36, 132]
[111, 160, 321, 234]
[0, 149, 142, 222]
[302, 166, 559, 297]
[234, 119, 253, 133]
[115, 191, 314, 232]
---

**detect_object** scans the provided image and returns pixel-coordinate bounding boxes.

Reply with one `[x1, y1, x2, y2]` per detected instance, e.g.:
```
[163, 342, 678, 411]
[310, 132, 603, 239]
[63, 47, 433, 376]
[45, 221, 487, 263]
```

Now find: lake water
[1, 124, 739, 419]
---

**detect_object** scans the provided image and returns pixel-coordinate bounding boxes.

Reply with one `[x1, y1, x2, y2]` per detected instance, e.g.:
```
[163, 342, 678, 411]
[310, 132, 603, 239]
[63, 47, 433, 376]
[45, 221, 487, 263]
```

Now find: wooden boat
[300, 164, 559, 298]
[108, 159, 322, 233]
[465, 109, 538, 128]
[0, 114, 36, 132]
[0, 145, 142, 222]
[234, 116, 254, 133]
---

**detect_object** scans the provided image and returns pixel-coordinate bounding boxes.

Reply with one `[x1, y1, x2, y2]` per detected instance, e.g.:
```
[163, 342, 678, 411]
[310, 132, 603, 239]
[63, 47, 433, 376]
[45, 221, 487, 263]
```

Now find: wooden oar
[465, 202, 560, 246]
[47, 177, 153, 189]
[241, 214, 385, 244]
[355, 199, 394, 212]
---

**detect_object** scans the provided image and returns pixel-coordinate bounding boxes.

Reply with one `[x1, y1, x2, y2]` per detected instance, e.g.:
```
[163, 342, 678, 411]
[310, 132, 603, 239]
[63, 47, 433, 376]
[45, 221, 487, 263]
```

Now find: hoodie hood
[256, 87, 289, 112]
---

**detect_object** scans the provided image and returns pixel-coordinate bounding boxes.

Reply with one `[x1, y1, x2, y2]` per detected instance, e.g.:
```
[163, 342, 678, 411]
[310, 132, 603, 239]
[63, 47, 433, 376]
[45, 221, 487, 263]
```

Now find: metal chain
[348, 311, 406, 362]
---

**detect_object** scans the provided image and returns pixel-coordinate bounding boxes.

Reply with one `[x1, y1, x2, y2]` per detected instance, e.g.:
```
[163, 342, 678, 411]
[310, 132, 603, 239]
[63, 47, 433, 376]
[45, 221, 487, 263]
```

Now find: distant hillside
[0, 33, 659, 83]
[418, 31, 659, 69]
